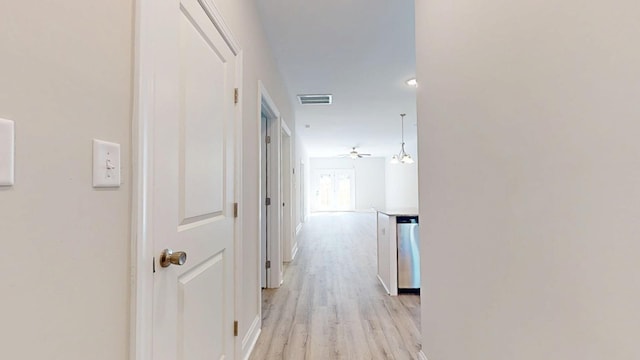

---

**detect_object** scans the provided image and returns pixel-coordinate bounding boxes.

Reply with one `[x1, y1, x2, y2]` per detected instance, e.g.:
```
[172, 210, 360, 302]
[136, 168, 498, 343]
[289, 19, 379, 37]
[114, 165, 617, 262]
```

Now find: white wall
[0, 2, 132, 359]
[385, 144, 419, 209]
[213, 0, 296, 355]
[417, 1, 640, 359]
[310, 157, 386, 211]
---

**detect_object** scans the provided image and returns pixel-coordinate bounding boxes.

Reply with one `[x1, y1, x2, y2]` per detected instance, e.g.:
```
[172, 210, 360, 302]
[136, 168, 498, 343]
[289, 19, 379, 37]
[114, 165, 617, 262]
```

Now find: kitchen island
[376, 208, 420, 296]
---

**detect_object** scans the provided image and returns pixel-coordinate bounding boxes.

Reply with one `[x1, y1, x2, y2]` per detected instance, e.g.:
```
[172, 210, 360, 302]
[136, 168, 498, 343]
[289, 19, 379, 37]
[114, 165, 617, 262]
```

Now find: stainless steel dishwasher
[397, 216, 420, 292]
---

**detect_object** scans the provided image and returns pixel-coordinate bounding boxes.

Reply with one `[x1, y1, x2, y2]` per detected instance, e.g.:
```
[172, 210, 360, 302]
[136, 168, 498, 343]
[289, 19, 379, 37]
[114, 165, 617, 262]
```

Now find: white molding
[295, 223, 303, 235]
[233, 50, 245, 360]
[418, 350, 429, 360]
[241, 315, 261, 360]
[197, 0, 240, 55]
[130, 0, 155, 359]
[259, 81, 281, 120]
[281, 117, 292, 136]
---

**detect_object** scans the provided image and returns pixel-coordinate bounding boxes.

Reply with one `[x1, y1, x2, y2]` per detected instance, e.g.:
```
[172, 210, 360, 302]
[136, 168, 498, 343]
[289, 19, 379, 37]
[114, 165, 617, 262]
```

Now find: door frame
[280, 120, 293, 263]
[299, 160, 306, 225]
[258, 81, 283, 289]
[130, 0, 243, 359]
[259, 107, 271, 288]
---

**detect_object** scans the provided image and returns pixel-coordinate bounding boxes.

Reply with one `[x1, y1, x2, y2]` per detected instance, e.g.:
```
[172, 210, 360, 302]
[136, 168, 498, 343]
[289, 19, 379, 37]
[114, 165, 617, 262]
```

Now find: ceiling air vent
[297, 94, 332, 105]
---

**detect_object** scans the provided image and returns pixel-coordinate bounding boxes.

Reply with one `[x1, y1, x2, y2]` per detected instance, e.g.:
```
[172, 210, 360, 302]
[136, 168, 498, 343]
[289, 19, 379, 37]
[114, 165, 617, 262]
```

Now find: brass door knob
[160, 249, 187, 268]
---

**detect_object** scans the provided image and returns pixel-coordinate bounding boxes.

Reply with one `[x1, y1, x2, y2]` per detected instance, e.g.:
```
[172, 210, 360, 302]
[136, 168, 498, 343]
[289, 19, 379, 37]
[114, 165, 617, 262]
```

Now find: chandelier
[390, 113, 414, 164]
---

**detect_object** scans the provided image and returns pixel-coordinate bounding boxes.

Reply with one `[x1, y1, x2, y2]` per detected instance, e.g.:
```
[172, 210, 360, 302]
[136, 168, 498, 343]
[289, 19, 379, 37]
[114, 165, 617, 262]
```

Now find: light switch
[93, 139, 121, 188]
[0, 118, 15, 186]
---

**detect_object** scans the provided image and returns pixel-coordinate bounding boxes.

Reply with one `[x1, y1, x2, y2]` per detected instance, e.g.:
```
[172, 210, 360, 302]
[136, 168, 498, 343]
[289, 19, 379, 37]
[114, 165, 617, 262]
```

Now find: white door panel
[152, 0, 238, 358]
[180, 8, 226, 221]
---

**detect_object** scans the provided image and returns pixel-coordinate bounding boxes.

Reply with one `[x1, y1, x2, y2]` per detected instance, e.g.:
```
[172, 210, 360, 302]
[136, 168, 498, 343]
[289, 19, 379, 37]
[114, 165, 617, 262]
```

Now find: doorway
[280, 123, 293, 263]
[260, 110, 270, 288]
[300, 161, 305, 224]
[259, 83, 284, 289]
[311, 169, 356, 211]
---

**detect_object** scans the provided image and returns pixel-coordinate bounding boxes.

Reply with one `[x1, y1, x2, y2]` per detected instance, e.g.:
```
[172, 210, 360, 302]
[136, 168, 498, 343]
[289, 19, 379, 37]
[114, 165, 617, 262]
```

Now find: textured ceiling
[255, 0, 417, 158]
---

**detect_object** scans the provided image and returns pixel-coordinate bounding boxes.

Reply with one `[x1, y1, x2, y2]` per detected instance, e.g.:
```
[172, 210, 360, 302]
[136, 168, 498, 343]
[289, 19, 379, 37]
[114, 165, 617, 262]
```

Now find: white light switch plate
[93, 139, 121, 188]
[0, 118, 15, 186]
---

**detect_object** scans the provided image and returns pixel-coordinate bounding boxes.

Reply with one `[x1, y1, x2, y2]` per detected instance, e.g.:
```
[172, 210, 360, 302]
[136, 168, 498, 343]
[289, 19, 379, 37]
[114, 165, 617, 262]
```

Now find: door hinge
[265, 197, 271, 206]
[234, 88, 239, 104]
[233, 321, 238, 336]
[153, 257, 156, 273]
[265, 135, 271, 144]
[233, 202, 238, 218]
[266, 260, 271, 269]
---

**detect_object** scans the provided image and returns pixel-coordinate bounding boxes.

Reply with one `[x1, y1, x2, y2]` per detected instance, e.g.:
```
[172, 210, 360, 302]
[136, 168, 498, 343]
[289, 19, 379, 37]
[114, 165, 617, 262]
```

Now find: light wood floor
[249, 212, 421, 360]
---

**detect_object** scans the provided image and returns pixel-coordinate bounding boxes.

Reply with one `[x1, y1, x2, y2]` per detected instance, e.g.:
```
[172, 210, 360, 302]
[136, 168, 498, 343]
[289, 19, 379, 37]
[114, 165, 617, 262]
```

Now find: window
[312, 169, 355, 211]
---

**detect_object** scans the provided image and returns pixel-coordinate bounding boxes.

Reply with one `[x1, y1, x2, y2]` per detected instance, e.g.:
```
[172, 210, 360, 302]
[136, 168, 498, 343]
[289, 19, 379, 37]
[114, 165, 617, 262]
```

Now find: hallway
[250, 212, 421, 360]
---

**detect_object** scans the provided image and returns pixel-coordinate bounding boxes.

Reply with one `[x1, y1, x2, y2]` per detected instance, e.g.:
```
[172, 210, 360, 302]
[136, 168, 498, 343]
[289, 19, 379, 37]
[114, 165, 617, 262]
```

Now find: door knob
[160, 249, 187, 268]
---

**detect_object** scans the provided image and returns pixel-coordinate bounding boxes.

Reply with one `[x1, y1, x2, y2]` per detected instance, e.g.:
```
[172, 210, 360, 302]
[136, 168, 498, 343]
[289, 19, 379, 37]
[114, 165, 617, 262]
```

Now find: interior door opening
[300, 161, 305, 223]
[280, 123, 293, 264]
[311, 169, 356, 212]
[259, 84, 286, 291]
[260, 110, 270, 288]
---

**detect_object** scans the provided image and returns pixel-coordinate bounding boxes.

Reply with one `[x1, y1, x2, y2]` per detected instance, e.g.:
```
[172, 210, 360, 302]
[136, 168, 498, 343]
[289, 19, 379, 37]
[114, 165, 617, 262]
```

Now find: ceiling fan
[338, 147, 371, 159]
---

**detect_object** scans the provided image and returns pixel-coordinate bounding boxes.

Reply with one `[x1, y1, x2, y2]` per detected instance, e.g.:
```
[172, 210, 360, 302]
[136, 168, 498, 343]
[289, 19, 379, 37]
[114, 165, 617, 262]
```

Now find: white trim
[241, 315, 262, 360]
[233, 50, 245, 360]
[418, 350, 429, 360]
[295, 223, 303, 235]
[281, 117, 292, 137]
[130, 0, 154, 359]
[197, 0, 240, 55]
[259, 82, 280, 120]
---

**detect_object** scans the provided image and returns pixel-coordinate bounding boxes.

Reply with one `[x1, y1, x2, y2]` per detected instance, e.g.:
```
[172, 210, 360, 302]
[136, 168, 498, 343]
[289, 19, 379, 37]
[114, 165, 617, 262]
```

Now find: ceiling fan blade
[359, 153, 371, 156]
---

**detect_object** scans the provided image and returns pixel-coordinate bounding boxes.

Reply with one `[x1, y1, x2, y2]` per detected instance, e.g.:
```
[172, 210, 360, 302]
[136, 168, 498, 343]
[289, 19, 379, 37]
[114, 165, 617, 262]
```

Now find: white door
[152, 0, 238, 358]
[312, 169, 356, 211]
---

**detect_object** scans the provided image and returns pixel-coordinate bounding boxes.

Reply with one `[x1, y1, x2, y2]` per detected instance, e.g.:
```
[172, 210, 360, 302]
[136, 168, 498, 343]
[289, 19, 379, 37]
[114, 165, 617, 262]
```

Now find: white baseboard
[241, 315, 261, 360]
[295, 223, 302, 235]
[418, 350, 429, 360]
[290, 242, 298, 261]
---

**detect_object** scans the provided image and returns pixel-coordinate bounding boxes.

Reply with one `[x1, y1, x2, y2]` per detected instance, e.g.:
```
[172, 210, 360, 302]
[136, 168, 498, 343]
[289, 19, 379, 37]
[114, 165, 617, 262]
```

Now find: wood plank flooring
[249, 212, 421, 360]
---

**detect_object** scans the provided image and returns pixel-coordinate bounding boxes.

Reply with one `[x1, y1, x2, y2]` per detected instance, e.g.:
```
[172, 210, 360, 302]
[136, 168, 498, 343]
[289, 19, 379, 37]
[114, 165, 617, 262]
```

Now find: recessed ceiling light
[406, 78, 418, 87]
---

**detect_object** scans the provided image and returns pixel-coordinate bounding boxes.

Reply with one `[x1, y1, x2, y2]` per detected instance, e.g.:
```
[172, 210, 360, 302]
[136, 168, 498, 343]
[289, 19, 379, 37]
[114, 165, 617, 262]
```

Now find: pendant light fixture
[390, 113, 414, 164]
